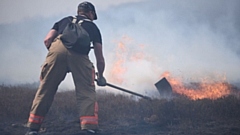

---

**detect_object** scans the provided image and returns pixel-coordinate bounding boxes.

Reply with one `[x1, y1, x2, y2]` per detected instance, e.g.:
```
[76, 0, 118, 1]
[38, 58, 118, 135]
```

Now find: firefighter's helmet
[78, 1, 97, 20]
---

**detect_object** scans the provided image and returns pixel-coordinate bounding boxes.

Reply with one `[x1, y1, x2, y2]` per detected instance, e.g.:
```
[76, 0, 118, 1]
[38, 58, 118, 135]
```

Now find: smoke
[0, 0, 239, 93]
[0, 0, 146, 24]
[99, 0, 240, 94]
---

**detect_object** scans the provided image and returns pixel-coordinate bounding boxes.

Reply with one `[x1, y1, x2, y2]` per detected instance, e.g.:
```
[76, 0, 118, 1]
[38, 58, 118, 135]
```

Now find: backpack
[60, 16, 91, 50]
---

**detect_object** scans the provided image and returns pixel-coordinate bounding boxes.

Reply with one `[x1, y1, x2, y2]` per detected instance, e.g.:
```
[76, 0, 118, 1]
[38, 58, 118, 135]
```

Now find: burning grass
[0, 84, 240, 135]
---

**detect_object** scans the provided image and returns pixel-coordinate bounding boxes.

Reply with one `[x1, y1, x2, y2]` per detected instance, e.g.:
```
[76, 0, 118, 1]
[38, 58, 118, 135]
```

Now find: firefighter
[25, 1, 106, 135]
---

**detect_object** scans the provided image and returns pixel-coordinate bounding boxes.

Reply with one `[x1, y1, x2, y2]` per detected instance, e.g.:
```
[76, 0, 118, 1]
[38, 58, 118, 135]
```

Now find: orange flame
[161, 71, 231, 100]
[109, 42, 127, 84]
[109, 36, 147, 84]
[109, 36, 232, 100]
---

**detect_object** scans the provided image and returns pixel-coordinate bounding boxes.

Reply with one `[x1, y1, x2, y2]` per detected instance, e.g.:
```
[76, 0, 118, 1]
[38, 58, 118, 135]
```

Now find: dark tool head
[155, 77, 172, 97]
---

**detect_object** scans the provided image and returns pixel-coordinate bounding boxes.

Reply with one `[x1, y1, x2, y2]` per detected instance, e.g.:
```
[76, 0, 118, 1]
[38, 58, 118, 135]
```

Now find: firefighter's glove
[97, 76, 107, 86]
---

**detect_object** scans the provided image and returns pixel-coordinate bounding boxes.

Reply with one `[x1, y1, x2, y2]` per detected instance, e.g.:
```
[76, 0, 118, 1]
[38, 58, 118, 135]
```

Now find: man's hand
[97, 76, 107, 86]
[44, 38, 52, 49]
[44, 29, 58, 50]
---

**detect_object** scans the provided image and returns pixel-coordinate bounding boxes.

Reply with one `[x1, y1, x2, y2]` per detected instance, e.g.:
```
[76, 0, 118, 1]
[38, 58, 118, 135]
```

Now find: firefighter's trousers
[27, 37, 98, 130]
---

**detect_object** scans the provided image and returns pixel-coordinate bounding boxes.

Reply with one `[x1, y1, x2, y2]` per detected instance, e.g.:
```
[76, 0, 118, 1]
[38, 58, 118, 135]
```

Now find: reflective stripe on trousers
[28, 114, 44, 124]
[80, 102, 98, 125]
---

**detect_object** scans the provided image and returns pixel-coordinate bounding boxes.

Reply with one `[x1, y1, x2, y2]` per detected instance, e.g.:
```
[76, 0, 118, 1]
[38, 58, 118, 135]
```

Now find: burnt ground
[0, 85, 240, 135]
[1, 118, 240, 135]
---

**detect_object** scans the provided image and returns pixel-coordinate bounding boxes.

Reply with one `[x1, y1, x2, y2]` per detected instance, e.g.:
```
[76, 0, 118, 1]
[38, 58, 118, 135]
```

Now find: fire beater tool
[94, 79, 151, 100]
[95, 73, 172, 100]
[105, 81, 152, 100]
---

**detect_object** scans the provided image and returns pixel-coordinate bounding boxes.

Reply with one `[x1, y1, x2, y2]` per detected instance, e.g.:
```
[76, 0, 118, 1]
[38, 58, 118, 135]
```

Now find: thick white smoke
[0, 0, 239, 93]
[100, 0, 240, 95]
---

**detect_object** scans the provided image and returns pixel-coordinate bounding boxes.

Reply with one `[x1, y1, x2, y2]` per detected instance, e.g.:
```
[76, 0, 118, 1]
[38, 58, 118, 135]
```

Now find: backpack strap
[72, 16, 77, 23]
[78, 19, 91, 24]
[72, 16, 92, 24]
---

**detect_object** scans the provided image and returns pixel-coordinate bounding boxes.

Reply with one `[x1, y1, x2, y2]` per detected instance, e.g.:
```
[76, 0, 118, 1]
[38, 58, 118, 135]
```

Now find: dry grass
[0, 84, 240, 135]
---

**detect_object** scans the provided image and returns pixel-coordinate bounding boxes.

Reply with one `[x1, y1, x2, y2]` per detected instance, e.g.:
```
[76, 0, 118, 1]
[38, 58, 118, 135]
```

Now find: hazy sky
[0, 0, 240, 92]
